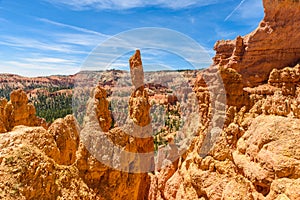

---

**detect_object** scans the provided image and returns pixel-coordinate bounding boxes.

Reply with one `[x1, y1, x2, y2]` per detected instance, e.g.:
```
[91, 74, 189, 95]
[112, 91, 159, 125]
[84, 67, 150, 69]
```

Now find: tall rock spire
[129, 50, 151, 127]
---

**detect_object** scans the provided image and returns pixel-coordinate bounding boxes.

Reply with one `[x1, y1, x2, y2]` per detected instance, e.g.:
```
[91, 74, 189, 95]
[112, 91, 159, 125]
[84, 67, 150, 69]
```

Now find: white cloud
[224, 0, 263, 21]
[224, 0, 246, 21]
[37, 18, 109, 48]
[0, 17, 111, 55]
[0, 35, 77, 53]
[81, 37, 212, 73]
[37, 18, 109, 37]
[45, 0, 222, 10]
[0, 59, 80, 77]
[0, 17, 114, 76]
[24, 57, 78, 64]
[54, 33, 106, 47]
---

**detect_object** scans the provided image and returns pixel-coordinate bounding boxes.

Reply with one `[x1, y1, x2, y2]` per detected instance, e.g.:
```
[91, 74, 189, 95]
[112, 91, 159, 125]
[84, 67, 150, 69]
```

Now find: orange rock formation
[214, 0, 300, 87]
[0, 89, 47, 133]
[0, 0, 300, 199]
[149, 0, 300, 199]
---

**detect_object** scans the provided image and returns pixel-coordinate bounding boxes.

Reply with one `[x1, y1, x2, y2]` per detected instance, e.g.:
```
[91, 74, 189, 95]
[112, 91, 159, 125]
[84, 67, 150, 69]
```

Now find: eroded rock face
[0, 89, 47, 133]
[48, 115, 80, 165]
[219, 66, 249, 108]
[0, 126, 101, 200]
[129, 50, 151, 127]
[94, 86, 112, 132]
[214, 0, 300, 87]
[129, 49, 145, 89]
[1, 0, 300, 198]
[269, 64, 300, 96]
[233, 115, 300, 196]
[149, 0, 300, 199]
[6, 90, 35, 128]
[76, 50, 154, 200]
[0, 98, 8, 133]
[129, 87, 151, 127]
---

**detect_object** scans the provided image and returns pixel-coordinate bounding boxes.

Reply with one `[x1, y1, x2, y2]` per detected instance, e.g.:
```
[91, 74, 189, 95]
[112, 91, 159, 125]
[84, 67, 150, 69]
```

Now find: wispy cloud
[224, 0, 263, 21]
[224, 0, 246, 21]
[0, 16, 112, 76]
[23, 57, 78, 64]
[0, 58, 80, 77]
[54, 33, 106, 47]
[80, 28, 213, 73]
[37, 18, 109, 37]
[0, 35, 89, 54]
[214, 25, 237, 39]
[45, 0, 222, 10]
[0, 17, 110, 56]
[37, 18, 109, 48]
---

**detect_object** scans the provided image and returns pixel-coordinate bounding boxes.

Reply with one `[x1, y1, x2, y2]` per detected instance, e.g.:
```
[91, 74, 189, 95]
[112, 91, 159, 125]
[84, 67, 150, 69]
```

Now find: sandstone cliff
[214, 0, 300, 87]
[148, 0, 300, 199]
[1, 0, 300, 199]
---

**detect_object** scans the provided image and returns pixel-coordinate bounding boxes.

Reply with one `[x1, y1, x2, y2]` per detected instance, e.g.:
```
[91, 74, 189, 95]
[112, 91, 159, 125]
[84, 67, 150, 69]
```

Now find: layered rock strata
[214, 0, 300, 87]
[149, 0, 300, 199]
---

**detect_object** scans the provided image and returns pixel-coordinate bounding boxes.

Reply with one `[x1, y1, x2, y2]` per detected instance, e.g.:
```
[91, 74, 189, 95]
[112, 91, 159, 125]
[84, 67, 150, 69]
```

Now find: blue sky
[0, 0, 264, 77]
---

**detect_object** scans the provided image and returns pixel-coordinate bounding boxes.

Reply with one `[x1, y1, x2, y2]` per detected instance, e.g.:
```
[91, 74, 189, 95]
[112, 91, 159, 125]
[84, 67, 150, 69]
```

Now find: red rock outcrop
[0, 126, 101, 200]
[268, 64, 300, 95]
[48, 115, 80, 165]
[0, 98, 8, 133]
[214, 0, 300, 87]
[94, 86, 112, 132]
[149, 0, 300, 199]
[233, 115, 300, 196]
[129, 88, 151, 127]
[129, 50, 151, 127]
[0, 89, 47, 133]
[129, 49, 145, 89]
[1, 0, 300, 197]
[0, 74, 74, 91]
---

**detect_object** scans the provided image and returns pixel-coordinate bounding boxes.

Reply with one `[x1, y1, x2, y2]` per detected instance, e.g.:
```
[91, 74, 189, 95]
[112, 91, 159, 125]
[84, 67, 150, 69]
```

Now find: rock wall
[214, 0, 300, 87]
[149, 63, 300, 200]
[48, 115, 80, 165]
[0, 122, 99, 200]
[149, 0, 300, 199]
[93, 86, 112, 132]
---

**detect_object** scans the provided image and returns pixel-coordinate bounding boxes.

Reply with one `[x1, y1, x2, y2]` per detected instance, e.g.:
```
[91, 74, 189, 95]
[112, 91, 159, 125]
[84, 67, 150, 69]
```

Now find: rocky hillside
[0, 0, 300, 199]
[0, 70, 197, 124]
[148, 0, 300, 199]
[0, 50, 196, 199]
[0, 74, 74, 99]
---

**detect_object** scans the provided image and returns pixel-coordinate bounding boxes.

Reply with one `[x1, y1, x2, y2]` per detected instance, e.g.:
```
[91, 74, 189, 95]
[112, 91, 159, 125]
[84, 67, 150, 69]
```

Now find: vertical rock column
[129, 50, 151, 127]
[128, 50, 154, 199]
[78, 50, 154, 200]
[0, 98, 8, 133]
[94, 86, 112, 132]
